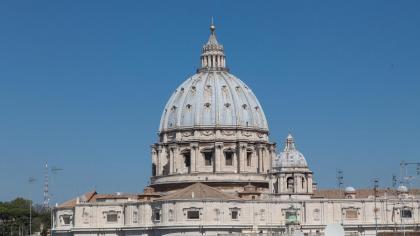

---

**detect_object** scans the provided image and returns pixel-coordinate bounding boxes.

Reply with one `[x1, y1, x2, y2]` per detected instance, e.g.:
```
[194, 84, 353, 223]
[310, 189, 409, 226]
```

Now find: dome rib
[220, 72, 236, 126]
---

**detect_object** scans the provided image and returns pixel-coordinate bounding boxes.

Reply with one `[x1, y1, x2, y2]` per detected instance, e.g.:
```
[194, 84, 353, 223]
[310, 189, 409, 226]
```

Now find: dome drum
[150, 140, 276, 190]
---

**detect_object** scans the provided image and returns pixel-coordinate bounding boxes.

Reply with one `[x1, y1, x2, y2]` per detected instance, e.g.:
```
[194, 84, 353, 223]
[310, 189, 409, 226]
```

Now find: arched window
[183, 151, 191, 168]
[162, 153, 170, 175]
[225, 150, 234, 166]
[203, 151, 213, 166]
[301, 177, 305, 189]
[152, 164, 157, 176]
[287, 177, 294, 192]
[246, 151, 252, 166]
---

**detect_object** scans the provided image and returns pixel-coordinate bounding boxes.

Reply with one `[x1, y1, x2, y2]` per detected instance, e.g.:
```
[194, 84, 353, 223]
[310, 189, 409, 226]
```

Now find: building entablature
[159, 129, 270, 143]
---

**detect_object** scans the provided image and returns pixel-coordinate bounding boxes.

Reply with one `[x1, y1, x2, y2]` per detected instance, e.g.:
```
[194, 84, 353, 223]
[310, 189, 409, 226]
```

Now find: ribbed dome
[274, 134, 308, 168]
[159, 71, 268, 132]
[159, 22, 268, 133]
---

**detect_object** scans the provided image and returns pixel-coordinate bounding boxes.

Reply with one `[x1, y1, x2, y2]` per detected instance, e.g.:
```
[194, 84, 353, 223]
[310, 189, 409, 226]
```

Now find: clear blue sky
[1, 1, 419, 204]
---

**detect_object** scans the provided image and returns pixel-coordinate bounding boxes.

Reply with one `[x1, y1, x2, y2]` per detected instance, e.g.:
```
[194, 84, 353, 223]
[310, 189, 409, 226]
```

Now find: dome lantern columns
[198, 21, 228, 72]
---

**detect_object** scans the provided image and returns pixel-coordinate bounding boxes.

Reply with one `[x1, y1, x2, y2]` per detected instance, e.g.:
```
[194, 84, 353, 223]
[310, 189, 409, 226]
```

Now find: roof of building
[312, 188, 420, 199]
[91, 193, 138, 201]
[159, 182, 240, 201]
[56, 191, 97, 209]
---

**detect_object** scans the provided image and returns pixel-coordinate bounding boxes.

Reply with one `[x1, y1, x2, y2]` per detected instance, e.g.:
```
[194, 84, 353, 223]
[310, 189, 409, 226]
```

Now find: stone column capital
[190, 142, 199, 149]
[238, 142, 247, 149]
[256, 144, 266, 150]
[168, 144, 178, 150]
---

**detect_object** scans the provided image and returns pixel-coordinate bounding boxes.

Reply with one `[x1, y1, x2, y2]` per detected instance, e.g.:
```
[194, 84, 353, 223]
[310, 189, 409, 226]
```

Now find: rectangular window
[106, 213, 118, 223]
[345, 209, 358, 220]
[246, 152, 252, 166]
[225, 152, 233, 166]
[184, 152, 191, 167]
[286, 212, 298, 223]
[154, 210, 161, 221]
[401, 209, 412, 218]
[231, 210, 239, 220]
[204, 152, 213, 166]
[187, 210, 200, 220]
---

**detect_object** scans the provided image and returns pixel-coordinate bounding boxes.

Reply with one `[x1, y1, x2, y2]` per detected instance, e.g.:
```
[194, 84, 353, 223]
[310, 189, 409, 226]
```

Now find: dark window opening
[231, 210, 239, 220]
[301, 177, 305, 189]
[154, 210, 161, 221]
[246, 152, 252, 166]
[184, 152, 191, 167]
[62, 215, 71, 225]
[225, 151, 233, 166]
[163, 163, 169, 175]
[287, 177, 294, 192]
[152, 164, 156, 176]
[187, 210, 200, 219]
[401, 209, 412, 218]
[107, 213, 118, 223]
[204, 152, 213, 166]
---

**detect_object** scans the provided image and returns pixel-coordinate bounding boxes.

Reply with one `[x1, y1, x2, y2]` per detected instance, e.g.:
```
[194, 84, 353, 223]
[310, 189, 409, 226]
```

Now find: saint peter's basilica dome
[159, 23, 268, 133]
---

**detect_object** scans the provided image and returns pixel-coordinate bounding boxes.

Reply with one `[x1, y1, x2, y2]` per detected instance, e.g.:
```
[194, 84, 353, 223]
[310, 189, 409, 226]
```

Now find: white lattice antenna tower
[400, 160, 420, 188]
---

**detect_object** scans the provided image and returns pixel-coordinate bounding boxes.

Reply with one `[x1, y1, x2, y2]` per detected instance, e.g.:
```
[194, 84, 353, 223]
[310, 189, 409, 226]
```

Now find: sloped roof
[159, 182, 240, 201]
[56, 191, 97, 209]
[91, 193, 138, 201]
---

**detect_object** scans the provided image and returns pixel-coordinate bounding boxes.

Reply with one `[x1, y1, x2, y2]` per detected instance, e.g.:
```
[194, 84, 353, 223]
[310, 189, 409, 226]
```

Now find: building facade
[52, 23, 420, 236]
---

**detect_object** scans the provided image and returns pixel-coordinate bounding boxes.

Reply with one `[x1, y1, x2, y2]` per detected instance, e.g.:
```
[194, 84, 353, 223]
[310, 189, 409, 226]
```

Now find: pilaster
[190, 142, 199, 173]
[238, 142, 247, 173]
[215, 142, 223, 172]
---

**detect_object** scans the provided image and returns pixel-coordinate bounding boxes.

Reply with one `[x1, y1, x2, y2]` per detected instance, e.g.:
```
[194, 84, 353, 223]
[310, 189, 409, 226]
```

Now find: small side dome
[345, 186, 356, 193]
[397, 185, 408, 193]
[274, 133, 307, 168]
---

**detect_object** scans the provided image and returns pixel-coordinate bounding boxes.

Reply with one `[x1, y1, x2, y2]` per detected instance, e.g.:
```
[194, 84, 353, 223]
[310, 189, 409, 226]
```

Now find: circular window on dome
[186, 104, 192, 110]
[242, 104, 247, 109]
[204, 102, 211, 108]
[225, 103, 231, 108]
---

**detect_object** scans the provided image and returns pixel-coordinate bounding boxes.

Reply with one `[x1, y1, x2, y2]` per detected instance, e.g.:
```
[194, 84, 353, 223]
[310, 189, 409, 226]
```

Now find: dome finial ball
[210, 17, 216, 33]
